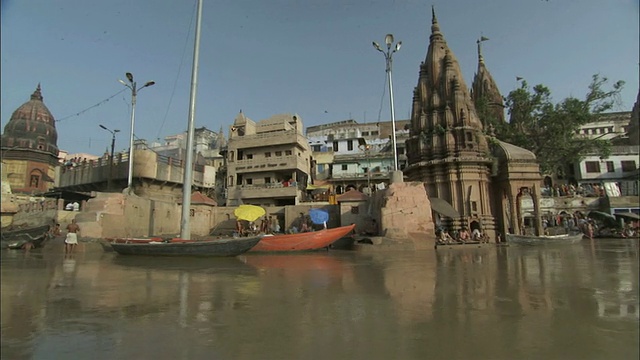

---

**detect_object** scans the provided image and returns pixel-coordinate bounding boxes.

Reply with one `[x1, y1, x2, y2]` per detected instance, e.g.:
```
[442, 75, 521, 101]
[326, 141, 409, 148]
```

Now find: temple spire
[31, 83, 43, 101]
[431, 6, 441, 35]
[477, 36, 489, 65]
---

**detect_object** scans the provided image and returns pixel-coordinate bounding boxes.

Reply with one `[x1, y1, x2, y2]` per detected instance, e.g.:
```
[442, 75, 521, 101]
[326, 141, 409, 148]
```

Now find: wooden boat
[506, 232, 584, 245]
[249, 224, 356, 252]
[1, 224, 52, 249]
[108, 236, 262, 257]
[434, 241, 493, 250]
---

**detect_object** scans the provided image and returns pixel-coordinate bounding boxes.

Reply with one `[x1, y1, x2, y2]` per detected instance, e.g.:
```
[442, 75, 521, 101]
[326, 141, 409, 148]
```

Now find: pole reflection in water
[1, 239, 638, 359]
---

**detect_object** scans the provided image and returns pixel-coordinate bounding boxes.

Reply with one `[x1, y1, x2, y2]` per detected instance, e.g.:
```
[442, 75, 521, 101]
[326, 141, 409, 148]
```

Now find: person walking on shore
[65, 219, 80, 253]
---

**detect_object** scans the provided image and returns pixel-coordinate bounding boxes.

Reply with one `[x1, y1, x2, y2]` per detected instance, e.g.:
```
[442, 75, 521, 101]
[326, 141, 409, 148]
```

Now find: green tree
[497, 74, 624, 178]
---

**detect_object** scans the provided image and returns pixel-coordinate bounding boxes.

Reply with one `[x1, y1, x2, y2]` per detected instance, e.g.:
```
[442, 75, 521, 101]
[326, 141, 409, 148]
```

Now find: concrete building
[575, 111, 632, 142]
[225, 111, 312, 207]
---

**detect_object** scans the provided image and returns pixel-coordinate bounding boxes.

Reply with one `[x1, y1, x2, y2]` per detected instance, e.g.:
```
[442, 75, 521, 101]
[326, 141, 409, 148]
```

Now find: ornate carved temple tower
[1, 84, 59, 194]
[404, 8, 496, 234]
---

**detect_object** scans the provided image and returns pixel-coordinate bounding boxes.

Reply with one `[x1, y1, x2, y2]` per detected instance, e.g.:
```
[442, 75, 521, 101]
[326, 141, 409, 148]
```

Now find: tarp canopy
[614, 212, 640, 220]
[587, 211, 619, 228]
[429, 197, 460, 218]
[306, 184, 331, 190]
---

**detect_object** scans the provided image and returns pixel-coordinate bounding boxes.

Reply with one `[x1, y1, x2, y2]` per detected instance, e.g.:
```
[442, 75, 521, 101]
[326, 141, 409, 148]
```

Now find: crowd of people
[541, 183, 607, 198]
[435, 227, 490, 245]
[235, 215, 282, 237]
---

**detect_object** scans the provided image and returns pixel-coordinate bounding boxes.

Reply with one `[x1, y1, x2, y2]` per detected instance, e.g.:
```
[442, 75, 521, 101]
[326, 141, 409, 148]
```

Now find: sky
[1, 0, 638, 156]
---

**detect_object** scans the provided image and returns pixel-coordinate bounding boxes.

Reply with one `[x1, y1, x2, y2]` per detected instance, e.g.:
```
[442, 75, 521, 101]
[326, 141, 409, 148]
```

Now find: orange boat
[249, 224, 355, 252]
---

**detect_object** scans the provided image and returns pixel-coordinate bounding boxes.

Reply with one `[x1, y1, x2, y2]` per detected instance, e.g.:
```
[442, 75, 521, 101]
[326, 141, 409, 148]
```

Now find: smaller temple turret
[471, 37, 506, 127]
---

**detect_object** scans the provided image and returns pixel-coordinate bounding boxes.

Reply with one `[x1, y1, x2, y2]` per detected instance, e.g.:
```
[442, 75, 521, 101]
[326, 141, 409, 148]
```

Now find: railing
[61, 152, 205, 173]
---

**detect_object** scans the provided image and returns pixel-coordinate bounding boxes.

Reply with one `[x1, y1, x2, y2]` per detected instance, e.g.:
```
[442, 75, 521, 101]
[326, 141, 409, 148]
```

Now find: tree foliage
[494, 74, 624, 177]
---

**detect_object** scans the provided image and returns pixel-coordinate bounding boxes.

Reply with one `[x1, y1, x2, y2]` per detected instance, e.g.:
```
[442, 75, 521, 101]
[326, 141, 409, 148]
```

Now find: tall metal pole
[126, 86, 137, 194]
[180, 0, 203, 240]
[387, 59, 398, 172]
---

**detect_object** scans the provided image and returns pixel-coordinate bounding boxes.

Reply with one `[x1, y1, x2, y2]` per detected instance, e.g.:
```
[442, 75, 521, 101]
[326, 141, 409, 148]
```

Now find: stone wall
[374, 181, 436, 250]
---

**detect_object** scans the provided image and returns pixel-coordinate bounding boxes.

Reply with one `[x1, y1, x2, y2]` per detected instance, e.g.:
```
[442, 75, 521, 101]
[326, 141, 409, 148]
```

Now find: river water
[1, 239, 638, 360]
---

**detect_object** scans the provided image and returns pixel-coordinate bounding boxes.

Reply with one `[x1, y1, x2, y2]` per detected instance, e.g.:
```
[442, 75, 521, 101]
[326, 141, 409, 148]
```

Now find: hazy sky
[1, 0, 638, 155]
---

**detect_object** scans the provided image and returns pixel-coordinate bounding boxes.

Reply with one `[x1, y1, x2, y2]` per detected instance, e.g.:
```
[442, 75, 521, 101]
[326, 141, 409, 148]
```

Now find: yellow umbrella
[234, 205, 266, 222]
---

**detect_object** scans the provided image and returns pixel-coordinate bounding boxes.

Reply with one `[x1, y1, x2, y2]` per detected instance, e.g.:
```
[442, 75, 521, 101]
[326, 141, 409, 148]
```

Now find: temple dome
[493, 140, 537, 161]
[1, 84, 59, 156]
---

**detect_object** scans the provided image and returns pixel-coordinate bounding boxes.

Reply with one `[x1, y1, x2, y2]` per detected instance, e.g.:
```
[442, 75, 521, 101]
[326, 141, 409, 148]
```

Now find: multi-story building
[307, 119, 410, 171]
[575, 111, 632, 142]
[225, 111, 311, 207]
[306, 119, 410, 195]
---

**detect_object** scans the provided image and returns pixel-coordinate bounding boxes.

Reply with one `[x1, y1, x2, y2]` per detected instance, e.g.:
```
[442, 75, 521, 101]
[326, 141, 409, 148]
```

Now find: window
[30, 175, 39, 188]
[348, 140, 353, 151]
[606, 161, 615, 173]
[371, 131, 379, 136]
[585, 161, 600, 173]
[312, 145, 322, 152]
[362, 131, 369, 136]
[285, 150, 292, 156]
[333, 142, 338, 152]
[265, 152, 271, 158]
[265, 177, 271, 184]
[246, 178, 253, 185]
[318, 164, 325, 172]
[341, 164, 348, 171]
[228, 176, 234, 186]
[471, 201, 477, 212]
[275, 151, 282, 156]
[621, 161, 636, 172]
[247, 154, 253, 159]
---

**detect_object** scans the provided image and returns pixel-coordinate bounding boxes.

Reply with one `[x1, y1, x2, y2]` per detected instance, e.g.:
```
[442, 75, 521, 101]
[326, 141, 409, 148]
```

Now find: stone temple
[1, 84, 59, 194]
[404, 8, 542, 240]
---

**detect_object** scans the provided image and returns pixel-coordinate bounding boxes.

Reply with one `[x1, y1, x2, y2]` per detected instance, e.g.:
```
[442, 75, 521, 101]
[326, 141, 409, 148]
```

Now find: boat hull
[109, 236, 261, 257]
[1, 225, 51, 249]
[506, 233, 584, 245]
[250, 224, 355, 252]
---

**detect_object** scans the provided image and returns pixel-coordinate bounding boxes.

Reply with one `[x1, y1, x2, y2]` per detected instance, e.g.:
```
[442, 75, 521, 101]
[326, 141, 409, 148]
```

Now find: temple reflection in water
[1, 240, 638, 359]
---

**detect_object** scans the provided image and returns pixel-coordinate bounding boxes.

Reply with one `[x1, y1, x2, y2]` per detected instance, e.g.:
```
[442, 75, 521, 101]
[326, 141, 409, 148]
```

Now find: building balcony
[229, 130, 307, 149]
[227, 183, 299, 200]
[230, 155, 304, 174]
[329, 172, 390, 181]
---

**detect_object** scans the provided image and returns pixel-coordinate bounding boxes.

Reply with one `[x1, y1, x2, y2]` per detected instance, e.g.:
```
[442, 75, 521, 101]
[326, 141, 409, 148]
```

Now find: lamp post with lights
[99, 124, 120, 191]
[118, 72, 155, 195]
[373, 34, 401, 176]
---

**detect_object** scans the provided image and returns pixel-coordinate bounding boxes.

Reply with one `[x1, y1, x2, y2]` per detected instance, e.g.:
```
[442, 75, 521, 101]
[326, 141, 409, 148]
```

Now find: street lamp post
[359, 144, 372, 194]
[373, 34, 401, 176]
[99, 125, 120, 191]
[118, 72, 155, 195]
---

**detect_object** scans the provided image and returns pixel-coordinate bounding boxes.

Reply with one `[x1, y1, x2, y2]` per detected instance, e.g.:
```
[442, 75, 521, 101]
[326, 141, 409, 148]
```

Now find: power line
[56, 89, 127, 122]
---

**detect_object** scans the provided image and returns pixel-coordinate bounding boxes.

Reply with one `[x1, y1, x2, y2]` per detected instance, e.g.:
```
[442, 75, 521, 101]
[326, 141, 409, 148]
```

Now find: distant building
[575, 111, 632, 142]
